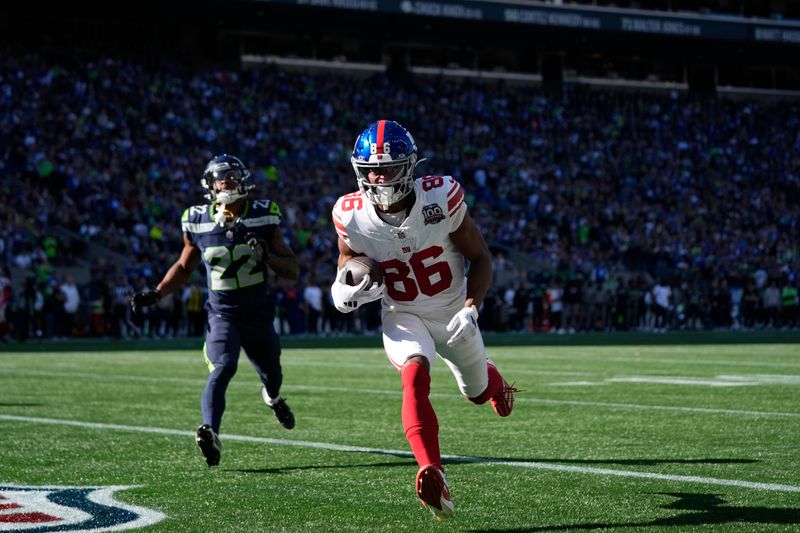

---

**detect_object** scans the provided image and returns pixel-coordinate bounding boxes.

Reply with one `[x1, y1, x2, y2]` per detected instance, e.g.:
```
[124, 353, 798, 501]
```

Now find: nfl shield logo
[0, 484, 165, 531]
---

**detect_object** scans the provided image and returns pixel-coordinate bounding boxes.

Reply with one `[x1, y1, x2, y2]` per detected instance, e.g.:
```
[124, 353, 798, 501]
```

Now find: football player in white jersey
[330, 120, 519, 522]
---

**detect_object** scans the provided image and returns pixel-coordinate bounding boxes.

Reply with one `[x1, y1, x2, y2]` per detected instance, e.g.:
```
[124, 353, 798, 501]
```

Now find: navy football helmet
[201, 154, 254, 205]
[351, 120, 420, 209]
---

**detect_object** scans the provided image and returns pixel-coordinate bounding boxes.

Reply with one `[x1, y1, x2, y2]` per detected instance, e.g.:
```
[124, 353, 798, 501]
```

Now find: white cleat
[416, 464, 454, 522]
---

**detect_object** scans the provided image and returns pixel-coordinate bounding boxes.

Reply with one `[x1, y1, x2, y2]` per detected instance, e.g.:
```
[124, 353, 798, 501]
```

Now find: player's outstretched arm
[264, 229, 299, 281]
[156, 233, 202, 296]
[132, 233, 200, 313]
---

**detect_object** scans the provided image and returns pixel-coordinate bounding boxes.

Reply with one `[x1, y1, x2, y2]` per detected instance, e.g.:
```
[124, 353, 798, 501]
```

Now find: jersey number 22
[204, 245, 263, 291]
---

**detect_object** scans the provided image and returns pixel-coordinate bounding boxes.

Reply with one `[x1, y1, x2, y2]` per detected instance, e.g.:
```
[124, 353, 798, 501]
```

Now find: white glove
[330, 268, 385, 313]
[446, 305, 479, 347]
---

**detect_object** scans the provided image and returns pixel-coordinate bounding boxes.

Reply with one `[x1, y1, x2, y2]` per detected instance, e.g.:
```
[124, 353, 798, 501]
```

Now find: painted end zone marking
[0, 484, 165, 531]
[2, 414, 799, 494]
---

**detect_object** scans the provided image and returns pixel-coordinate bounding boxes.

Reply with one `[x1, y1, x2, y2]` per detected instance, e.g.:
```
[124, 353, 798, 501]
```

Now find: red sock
[401, 362, 441, 468]
[469, 362, 504, 405]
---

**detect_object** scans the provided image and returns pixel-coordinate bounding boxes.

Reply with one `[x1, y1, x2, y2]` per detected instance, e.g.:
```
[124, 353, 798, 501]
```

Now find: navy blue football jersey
[181, 199, 281, 314]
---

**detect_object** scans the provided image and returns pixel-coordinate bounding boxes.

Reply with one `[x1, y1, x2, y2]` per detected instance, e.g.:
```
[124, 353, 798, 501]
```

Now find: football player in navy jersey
[132, 154, 299, 467]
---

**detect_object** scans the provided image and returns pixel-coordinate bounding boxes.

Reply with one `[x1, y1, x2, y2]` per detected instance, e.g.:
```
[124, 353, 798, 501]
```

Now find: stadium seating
[1, 51, 798, 339]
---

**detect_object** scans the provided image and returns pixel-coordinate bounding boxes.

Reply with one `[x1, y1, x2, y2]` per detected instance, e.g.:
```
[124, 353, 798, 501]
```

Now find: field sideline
[1, 331, 799, 531]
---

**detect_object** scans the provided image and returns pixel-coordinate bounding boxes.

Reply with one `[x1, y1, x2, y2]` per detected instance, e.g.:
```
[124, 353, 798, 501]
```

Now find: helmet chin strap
[212, 190, 247, 226]
[215, 189, 245, 204]
[373, 186, 396, 210]
[214, 203, 231, 227]
[366, 180, 412, 210]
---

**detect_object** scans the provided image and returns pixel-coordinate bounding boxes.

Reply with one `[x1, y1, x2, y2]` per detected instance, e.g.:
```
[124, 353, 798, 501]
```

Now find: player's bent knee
[401, 355, 430, 374]
[401, 358, 431, 393]
[209, 364, 238, 382]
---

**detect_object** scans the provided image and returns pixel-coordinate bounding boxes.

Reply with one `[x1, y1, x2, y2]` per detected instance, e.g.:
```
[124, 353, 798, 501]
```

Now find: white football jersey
[333, 176, 469, 314]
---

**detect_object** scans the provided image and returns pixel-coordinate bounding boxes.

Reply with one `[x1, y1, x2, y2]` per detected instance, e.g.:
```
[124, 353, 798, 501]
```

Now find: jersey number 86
[380, 245, 452, 302]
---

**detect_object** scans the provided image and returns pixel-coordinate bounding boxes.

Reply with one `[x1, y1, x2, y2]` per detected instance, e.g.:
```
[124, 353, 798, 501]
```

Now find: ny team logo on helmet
[351, 120, 420, 209]
[201, 154, 254, 205]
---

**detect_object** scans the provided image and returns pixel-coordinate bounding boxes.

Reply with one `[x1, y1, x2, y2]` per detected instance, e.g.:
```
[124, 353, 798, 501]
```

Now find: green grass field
[1, 333, 799, 532]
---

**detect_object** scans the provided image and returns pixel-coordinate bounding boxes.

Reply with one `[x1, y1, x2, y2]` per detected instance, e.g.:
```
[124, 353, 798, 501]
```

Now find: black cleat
[271, 399, 295, 429]
[261, 386, 295, 429]
[196, 424, 221, 466]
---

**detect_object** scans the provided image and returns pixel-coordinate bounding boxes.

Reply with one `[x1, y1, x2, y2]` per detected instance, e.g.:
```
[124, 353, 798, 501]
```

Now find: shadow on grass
[232, 445, 757, 470]
[231, 459, 415, 474]
[279, 446, 758, 469]
[471, 492, 800, 532]
[230, 449, 755, 473]
[0, 403, 45, 407]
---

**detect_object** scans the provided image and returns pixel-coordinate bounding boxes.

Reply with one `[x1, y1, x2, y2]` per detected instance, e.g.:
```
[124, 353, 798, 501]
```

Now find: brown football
[343, 256, 383, 287]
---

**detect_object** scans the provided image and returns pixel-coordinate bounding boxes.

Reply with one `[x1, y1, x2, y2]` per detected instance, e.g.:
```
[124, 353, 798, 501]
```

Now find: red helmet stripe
[375, 120, 387, 154]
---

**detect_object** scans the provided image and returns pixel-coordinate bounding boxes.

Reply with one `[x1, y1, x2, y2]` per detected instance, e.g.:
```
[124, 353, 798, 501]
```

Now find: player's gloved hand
[131, 289, 161, 314]
[446, 305, 479, 347]
[330, 268, 385, 313]
[245, 232, 270, 263]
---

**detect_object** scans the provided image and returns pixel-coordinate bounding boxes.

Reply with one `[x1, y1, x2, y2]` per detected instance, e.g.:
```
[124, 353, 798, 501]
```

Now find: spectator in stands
[302, 277, 324, 335]
[710, 278, 733, 329]
[112, 275, 137, 339]
[740, 279, 760, 329]
[780, 277, 798, 329]
[183, 282, 206, 337]
[651, 278, 672, 332]
[59, 274, 81, 338]
[546, 278, 564, 333]
[0, 268, 11, 342]
[563, 276, 584, 333]
[589, 280, 612, 331]
[762, 279, 782, 328]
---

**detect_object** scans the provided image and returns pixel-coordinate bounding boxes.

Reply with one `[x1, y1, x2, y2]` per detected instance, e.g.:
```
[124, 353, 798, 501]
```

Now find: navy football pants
[202, 312, 282, 433]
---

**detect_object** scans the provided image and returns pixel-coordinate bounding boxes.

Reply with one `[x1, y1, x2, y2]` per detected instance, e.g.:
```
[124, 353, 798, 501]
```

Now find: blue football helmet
[351, 120, 420, 209]
[201, 154, 254, 205]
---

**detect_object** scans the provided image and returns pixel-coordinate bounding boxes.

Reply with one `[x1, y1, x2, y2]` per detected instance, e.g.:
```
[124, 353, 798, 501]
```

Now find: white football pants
[381, 303, 489, 398]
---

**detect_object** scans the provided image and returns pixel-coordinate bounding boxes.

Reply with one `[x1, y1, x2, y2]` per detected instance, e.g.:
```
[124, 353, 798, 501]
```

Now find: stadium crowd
[1, 50, 798, 341]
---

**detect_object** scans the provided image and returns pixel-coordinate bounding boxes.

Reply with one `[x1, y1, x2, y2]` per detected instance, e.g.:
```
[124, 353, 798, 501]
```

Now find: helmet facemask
[352, 154, 418, 210]
[213, 171, 248, 204]
[202, 168, 252, 205]
[201, 155, 255, 226]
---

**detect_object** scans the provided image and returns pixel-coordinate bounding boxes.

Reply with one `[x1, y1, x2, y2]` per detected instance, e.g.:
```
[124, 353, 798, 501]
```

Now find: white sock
[265, 394, 281, 407]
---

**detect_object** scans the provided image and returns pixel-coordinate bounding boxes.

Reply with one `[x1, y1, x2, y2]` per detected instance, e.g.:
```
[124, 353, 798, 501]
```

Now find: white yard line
[607, 376, 757, 387]
[507, 397, 800, 418]
[496, 353, 800, 368]
[1, 414, 798, 494]
[2, 368, 799, 418]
